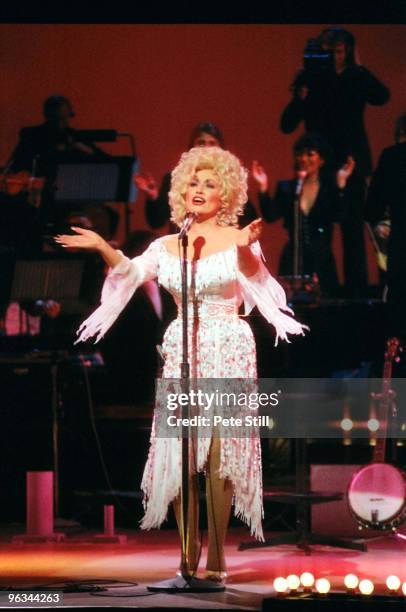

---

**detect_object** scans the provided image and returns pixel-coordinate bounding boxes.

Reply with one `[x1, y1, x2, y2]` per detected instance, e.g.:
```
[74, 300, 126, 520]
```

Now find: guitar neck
[373, 350, 394, 464]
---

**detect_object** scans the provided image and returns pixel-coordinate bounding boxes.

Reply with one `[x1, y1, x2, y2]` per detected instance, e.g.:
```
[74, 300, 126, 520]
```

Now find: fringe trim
[139, 437, 265, 542]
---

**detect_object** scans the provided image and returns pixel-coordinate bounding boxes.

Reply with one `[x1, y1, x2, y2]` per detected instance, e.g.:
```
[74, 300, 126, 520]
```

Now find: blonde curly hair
[168, 146, 248, 227]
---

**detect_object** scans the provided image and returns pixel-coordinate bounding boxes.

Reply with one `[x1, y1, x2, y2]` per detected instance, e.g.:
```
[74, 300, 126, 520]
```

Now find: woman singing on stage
[54, 146, 307, 583]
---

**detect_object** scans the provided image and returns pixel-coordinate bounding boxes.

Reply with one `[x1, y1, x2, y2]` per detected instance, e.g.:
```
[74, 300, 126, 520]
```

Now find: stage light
[386, 575, 401, 591]
[315, 578, 331, 594]
[340, 418, 353, 431]
[344, 573, 359, 590]
[367, 418, 380, 432]
[359, 579, 374, 595]
[267, 418, 275, 430]
[402, 582, 406, 596]
[300, 572, 315, 589]
[286, 574, 300, 591]
[273, 577, 288, 593]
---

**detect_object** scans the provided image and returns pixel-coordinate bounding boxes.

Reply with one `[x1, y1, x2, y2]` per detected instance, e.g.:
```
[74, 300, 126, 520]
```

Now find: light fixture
[386, 575, 401, 592]
[367, 418, 380, 432]
[286, 574, 300, 591]
[359, 579, 374, 595]
[300, 572, 315, 590]
[273, 577, 288, 593]
[340, 418, 353, 431]
[402, 582, 406, 596]
[315, 578, 331, 594]
[344, 573, 359, 591]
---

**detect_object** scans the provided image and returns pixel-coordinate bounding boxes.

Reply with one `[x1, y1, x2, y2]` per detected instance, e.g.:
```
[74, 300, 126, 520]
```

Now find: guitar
[0, 171, 45, 207]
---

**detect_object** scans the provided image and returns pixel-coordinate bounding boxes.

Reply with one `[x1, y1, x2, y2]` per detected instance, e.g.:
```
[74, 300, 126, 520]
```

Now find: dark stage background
[1, 24, 405, 283]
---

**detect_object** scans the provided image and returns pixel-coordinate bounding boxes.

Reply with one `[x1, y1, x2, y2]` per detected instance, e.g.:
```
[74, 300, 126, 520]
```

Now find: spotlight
[340, 418, 353, 431]
[344, 573, 359, 591]
[402, 582, 406, 596]
[386, 575, 401, 592]
[315, 578, 331, 594]
[286, 574, 300, 591]
[273, 577, 288, 593]
[367, 418, 380, 432]
[300, 572, 315, 590]
[359, 579, 374, 595]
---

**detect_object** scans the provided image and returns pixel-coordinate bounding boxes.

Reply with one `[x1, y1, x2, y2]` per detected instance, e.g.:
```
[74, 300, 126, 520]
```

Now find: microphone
[179, 212, 198, 240]
[295, 170, 307, 195]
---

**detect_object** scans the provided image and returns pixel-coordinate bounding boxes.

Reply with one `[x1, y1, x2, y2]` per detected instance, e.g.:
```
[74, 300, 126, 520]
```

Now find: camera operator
[280, 28, 390, 298]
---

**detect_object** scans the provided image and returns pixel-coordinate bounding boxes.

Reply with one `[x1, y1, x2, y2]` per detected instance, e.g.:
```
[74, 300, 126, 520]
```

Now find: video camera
[303, 36, 334, 76]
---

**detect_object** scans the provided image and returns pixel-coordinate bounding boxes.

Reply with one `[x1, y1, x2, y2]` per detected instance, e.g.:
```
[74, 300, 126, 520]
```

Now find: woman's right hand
[133, 173, 159, 199]
[54, 226, 105, 252]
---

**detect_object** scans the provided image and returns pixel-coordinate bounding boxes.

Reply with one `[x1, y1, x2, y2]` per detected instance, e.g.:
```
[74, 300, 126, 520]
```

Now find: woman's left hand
[236, 218, 263, 247]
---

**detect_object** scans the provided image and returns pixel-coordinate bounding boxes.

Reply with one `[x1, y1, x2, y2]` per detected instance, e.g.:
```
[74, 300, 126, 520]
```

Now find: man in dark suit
[366, 114, 406, 343]
[7, 94, 110, 234]
[9, 95, 101, 175]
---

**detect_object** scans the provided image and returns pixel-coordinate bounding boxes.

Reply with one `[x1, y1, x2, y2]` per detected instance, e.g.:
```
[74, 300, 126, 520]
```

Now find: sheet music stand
[54, 156, 138, 236]
[10, 257, 84, 303]
[10, 257, 84, 516]
[239, 392, 367, 554]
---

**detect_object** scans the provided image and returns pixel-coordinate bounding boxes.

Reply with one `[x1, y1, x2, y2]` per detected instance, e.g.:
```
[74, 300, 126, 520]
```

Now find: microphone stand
[293, 181, 303, 278]
[148, 226, 225, 593]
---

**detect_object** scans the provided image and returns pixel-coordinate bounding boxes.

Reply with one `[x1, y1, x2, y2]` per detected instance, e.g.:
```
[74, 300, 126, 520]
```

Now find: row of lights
[267, 417, 405, 438]
[339, 415, 405, 446]
[340, 418, 381, 432]
[273, 572, 406, 596]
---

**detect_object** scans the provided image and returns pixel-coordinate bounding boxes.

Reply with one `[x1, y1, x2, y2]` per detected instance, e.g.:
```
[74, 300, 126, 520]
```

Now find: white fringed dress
[74, 236, 307, 541]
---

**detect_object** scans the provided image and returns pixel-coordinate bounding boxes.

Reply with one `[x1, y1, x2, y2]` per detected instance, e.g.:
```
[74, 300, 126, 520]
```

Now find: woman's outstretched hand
[236, 218, 263, 247]
[54, 226, 105, 252]
[54, 226, 124, 269]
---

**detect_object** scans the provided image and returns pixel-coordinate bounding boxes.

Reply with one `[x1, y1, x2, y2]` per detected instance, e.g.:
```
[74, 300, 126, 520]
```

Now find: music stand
[10, 257, 84, 516]
[54, 156, 138, 236]
[239, 393, 367, 554]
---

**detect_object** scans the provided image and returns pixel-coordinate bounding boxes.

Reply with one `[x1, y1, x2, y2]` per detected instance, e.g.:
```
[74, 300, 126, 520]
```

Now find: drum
[347, 462, 406, 530]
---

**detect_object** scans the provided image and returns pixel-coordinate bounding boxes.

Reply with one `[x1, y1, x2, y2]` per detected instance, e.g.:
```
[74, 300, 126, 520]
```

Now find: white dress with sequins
[74, 236, 308, 541]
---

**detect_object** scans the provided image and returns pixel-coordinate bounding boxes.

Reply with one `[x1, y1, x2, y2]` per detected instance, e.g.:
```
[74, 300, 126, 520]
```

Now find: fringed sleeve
[236, 241, 309, 346]
[74, 239, 160, 345]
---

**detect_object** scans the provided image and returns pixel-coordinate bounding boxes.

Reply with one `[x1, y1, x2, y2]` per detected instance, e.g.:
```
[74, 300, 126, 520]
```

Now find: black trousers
[339, 173, 368, 298]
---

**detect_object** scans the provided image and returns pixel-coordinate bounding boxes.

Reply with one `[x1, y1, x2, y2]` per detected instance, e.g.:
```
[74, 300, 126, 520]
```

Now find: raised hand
[133, 173, 158, 199]
[236, 218, 263, 247]
[251, 160, 269, 193]
[337, 155, 356, 188]
[53, 226, 105, 252]
[297, 85, 309, 100]
[375, 222, 391, 240]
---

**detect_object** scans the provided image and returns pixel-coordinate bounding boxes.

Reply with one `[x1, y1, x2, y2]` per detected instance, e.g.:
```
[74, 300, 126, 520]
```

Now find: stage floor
[0, 526, 405, 609]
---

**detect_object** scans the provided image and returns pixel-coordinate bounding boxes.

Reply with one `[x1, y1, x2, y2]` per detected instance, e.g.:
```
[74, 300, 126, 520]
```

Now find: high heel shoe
[203, 570, 228, 585]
